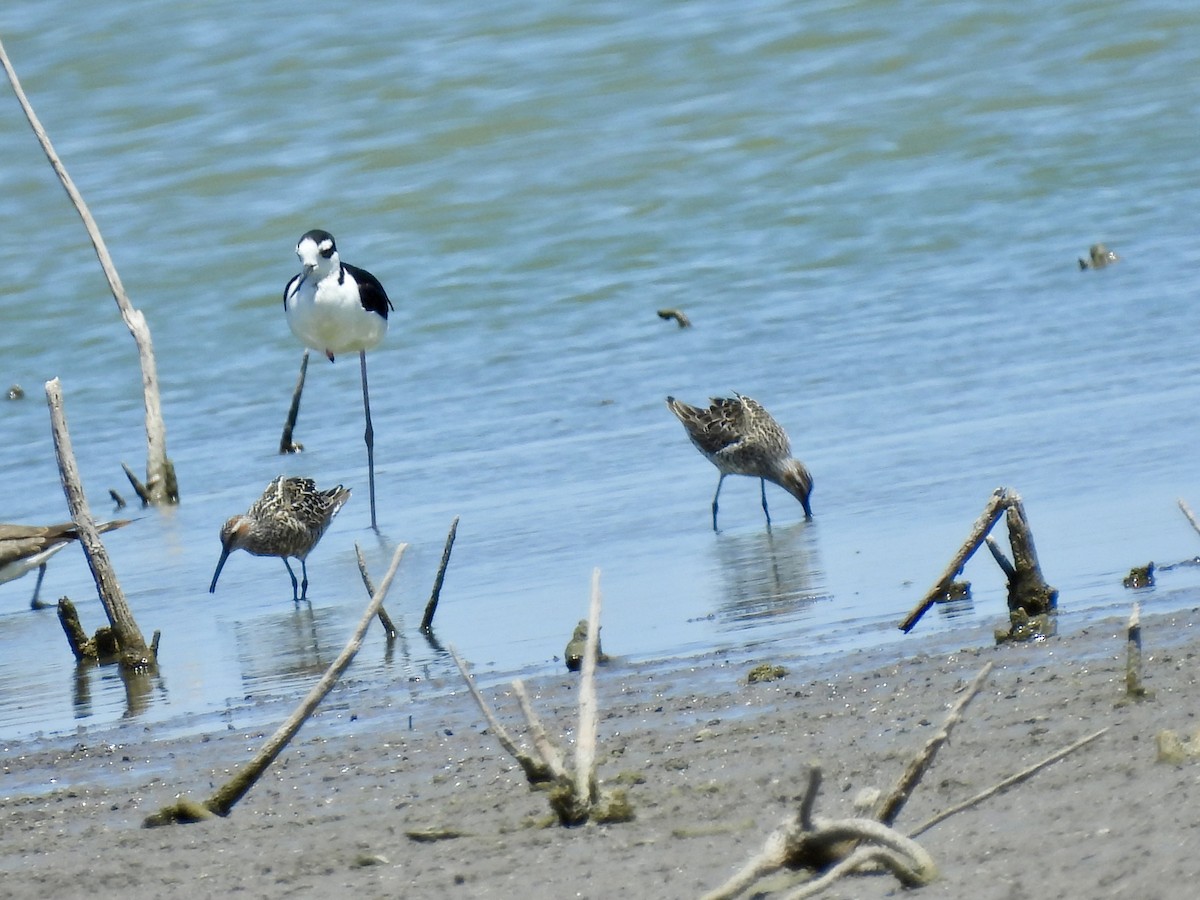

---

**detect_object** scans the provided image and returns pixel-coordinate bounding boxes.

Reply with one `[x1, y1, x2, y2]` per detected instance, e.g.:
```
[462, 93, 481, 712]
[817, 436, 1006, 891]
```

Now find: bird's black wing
[343, 263, 395, 319]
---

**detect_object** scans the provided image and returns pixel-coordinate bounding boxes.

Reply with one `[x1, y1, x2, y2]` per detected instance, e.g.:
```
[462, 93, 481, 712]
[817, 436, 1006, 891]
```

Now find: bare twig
[279, 350, 308, 454]
[145, 543, 408, 826]
[45, 378, 151, 669]
[900, 489, 1009, 632]
[1178, 498, 1200, 540]
[512, 680, 569, 780]
[984, 535, 1016, 578]
[2, 37, 176, 504]
[907, 727, 1109, 838]
[421, 516, 459, 632]
[573, 568, 603, 808]
[354, 542, 397, 639]
[449, 647, 554, 784]
[1125, 603, 1150, 700]
[874, 661, 994, 826]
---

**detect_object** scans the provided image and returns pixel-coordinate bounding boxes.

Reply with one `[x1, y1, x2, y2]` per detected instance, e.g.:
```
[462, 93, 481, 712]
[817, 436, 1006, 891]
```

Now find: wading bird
[284, 230, 393, 530]
[209, 476, 350, 602]
[1, 520, 131, 609]
[666, 394, 813, 531]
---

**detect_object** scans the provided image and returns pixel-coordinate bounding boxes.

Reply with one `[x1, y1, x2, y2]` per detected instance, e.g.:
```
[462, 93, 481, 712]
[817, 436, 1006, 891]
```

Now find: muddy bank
[2, 608, 1198, 899]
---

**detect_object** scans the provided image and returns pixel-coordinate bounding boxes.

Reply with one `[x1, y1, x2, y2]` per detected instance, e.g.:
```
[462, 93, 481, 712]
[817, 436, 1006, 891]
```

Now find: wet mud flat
[2, 607, 1198, 899]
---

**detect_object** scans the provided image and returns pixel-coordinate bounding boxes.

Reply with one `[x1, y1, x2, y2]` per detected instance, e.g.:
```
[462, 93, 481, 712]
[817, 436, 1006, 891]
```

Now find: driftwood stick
[1125, 603, 1149, 699]
[874, 661, 994, 826]
[781, 824, 937, 899]
[449, 646, 553, 784]
[120, 462, 152, 506]
[1003, 494, 1057, 615]
[1178, 498, 1200, 540]
[56, 598, 94, 660]
[2, 37, 176, 505]
[182, 542, 407, 821]
[573, 568, 603, 807]
[46, 378, 151, 668]
[900, 489, 1009, 632]
[984, 535, 1017, 578]
[512, 679, 569, 780]
[907, 727, 1109, 838]
[354, 543, 398, 639]
[279, 350, 308, 454]
[421, 516, 459, 632]
[656, 308, 692, 328]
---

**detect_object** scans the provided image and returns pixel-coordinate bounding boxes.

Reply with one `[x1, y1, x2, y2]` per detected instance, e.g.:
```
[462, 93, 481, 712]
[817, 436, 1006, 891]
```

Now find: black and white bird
[284, 230, 394, 530]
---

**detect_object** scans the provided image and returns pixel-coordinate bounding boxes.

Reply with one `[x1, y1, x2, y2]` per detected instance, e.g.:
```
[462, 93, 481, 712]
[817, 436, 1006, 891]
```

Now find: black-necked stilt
[666, 394, 813, 531]
[284, 229, 393, 530]
[209, 476, 351, 603]
[1, 519, 131, 609]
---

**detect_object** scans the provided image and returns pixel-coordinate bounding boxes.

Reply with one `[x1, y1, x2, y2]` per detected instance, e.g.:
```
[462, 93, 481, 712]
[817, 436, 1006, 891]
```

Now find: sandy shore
[2, 606, 1199, 899]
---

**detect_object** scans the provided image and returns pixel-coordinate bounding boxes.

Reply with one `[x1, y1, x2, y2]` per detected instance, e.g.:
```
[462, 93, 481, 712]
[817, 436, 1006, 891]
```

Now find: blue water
[2, 0, 1200, 742]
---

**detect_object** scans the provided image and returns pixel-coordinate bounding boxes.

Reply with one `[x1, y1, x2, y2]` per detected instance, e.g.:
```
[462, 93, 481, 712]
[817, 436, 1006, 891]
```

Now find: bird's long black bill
[209, 548, 231, 593]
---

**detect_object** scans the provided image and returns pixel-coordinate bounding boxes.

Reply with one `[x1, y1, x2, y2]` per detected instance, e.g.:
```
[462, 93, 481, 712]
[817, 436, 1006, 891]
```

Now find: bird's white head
[295, 229, 340, 283]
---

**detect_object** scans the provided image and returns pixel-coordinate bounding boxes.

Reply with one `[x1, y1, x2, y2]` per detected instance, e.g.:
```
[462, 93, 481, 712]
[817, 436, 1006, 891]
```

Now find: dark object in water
[1079, 243, 1119, 270]
[565, 619, 608, 672]
[6, 384, 24, 400]
[1122, 562, 1155, 589]
[657, 308, 692, 328]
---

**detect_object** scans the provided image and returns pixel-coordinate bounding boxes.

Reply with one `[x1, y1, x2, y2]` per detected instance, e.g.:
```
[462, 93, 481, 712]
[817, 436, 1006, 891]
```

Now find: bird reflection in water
[712, 521, 827, 628]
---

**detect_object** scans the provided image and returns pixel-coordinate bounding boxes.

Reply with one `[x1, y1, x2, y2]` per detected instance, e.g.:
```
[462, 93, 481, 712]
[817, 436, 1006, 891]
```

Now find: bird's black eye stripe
[318, 240, 335, 258]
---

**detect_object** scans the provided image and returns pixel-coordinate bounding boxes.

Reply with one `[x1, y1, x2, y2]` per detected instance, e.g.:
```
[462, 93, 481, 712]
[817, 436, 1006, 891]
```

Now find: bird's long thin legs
[711, 474, 726, 532]
[283, 559, 300, 603]
[299, 559, 310, 602]
[29, 562, 48, 610]
[760, 478, 772, 528]
[360, 350, 378, 532]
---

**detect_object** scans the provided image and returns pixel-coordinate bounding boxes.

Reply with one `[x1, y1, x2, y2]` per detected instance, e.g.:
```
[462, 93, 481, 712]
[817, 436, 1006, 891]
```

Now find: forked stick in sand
[451, 568, 631, 826]
[143, 543, 407, 826]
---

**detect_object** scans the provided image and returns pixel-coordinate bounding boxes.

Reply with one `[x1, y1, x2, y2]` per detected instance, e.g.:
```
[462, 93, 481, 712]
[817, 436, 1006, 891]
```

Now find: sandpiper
[1, 519, 131, 609]
[666, 393, 813, 531]
[209, 476, 351, 602]
[284, 230, 394, 530]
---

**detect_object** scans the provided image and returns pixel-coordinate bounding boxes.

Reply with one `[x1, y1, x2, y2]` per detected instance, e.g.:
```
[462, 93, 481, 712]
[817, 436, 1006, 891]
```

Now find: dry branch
[907, 727, 1109, 838]
[144, 542, 408, 826]
[421, 516, 459, 632]
[453, 569, 630, 826]
[46, 378, 152, 670]
[1177, 498, 1200, 540]
[900, 488, 1009, 632]
[656, 308, 692, 328]
[354, 542, 398, 639]
[874, 662, 993, 826]
[279, 350, 308, 454]
[2, 36, 176, 505]
[1125, 603, 1150, 700]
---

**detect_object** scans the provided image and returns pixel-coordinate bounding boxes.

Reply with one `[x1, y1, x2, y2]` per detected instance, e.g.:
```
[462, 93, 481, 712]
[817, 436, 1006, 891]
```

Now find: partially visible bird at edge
[284, 229, 393, 530]
[209, 476, 351, 603]
[666, 394, 813, 531]
[1, 519, 132, 609]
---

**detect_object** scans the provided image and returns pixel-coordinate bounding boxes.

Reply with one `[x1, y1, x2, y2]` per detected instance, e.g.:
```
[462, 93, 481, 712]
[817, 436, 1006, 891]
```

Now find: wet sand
[2, 606, 1198, 899]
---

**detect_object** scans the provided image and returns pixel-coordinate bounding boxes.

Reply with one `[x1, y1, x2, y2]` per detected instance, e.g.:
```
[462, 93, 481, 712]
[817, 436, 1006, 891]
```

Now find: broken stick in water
[279, 350, 308, 454]
[46, 378, 154, 671]
[2, 38, 177, 504]
[354, 542, 398, 639]
[900, 488, 1009, 632]
[421, 516, 459, 633]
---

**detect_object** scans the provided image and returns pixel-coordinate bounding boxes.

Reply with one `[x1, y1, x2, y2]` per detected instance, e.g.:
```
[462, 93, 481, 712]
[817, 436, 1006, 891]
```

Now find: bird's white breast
[285, 269, 387, 356]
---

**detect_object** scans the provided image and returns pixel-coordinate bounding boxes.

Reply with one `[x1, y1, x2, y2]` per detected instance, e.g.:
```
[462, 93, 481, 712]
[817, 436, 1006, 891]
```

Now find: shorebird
[284, 230, 394, 530]
[209, 476, 351, 602]
[1, 520, 131, 609]
[666, 394, 813, 531]
[1079, 243, 1119, 270]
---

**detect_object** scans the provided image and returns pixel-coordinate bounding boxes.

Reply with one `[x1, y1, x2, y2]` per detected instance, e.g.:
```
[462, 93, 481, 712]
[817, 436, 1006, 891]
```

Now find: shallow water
[2, 0, 1200, 742]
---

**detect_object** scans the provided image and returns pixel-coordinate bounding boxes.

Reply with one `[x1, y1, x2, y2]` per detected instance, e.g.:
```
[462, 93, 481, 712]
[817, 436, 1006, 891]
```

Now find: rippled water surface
[3, 0, 1200, 741]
